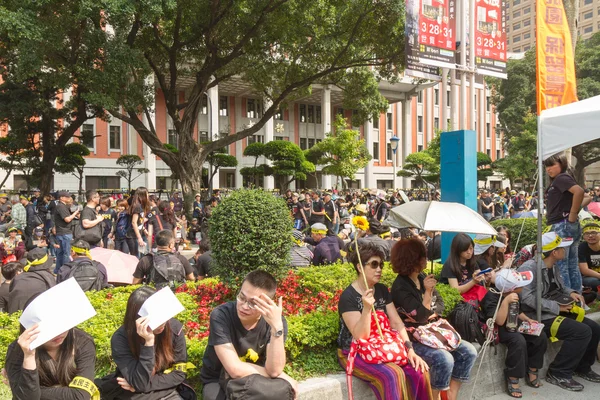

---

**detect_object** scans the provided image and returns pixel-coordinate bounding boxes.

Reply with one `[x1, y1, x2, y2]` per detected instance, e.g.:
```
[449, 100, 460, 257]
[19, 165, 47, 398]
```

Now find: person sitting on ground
[110, 286, 189, 399]
[194, 239, 213, 279]
[578, 222, 600, 298]
[0, 261, 22, 312]
[289, 230, 312, 268]
[6, 321, 97, 399]
[57, 239, 109, 292]
[132, 229, 195, 289]
[390, 239, 476, 400]
[0, 227, 25, 262]
[439, 233, 486, 294]
[338, 242, 432, 400]
[481, 269, 548, 398]
[200, 270, 298, 400]
[305, 223, 341, 266]
[7, 247, 55, 314]
[518, 232, 600, 391]
[188, 217, 202, 244]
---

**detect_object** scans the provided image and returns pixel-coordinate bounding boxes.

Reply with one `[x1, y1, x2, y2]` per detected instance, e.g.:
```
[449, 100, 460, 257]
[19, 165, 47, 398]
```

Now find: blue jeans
[55, 233, 73, 273]
[412, 341, 478, 390]
[553, 219, 582, 291]
[583, 276, 600, 292]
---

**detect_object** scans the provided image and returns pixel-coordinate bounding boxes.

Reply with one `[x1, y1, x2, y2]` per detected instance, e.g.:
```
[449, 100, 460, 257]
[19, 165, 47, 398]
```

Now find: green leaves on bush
[208, 189, 293, 281]
[491, 218, 548, 252]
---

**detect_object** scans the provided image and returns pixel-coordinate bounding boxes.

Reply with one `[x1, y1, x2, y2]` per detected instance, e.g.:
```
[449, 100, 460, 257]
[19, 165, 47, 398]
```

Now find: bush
[491, 218, 548, 252]
[208, 189, 293, 281]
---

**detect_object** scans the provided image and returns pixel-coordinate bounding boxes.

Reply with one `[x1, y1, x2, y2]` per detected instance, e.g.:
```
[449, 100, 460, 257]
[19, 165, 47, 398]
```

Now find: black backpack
[66, 259, 105, 292]
[148, 253, 186, 290]
[447, 302, 487, 345]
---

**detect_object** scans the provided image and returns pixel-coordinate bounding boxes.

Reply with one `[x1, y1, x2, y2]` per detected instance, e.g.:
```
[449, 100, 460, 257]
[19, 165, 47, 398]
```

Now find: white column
[235, 97, 243, 189]
[208, 83, 220, 190]
[364, 119, 374, 189]
[401, 98, 412, 188]
[459, 0, 467, 130]
[263, 98, 275, 190]
[469, 0, 476, 132]
[144, 76, 157, 190]
[321, 86, 332, 189]
[451, 70, 459, 131]
[440, 69, 448, 131]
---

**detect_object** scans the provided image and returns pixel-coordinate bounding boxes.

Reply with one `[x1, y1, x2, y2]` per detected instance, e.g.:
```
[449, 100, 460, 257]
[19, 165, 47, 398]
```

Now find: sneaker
[546, 371, 584, 391]
[574, 370, 600, 383]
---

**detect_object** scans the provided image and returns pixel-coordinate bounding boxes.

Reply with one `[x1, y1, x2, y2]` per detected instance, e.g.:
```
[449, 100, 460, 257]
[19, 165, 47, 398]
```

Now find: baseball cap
[495, 269, 534, 292]
[311, 223, 327, 234]
[541, 232, 573, 253]
[58, 190, 71, 198]
[298, 194, 306, 201]
[473, 234, 506, 255]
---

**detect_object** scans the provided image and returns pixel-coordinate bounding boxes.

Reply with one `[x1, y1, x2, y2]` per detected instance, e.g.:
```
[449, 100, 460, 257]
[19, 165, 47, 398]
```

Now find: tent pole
[536, 116, 544, 322]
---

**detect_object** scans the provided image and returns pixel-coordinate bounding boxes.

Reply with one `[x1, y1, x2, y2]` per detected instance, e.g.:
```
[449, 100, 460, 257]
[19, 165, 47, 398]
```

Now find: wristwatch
[404, 340, 414, 350]
[272, 327, 284, 338]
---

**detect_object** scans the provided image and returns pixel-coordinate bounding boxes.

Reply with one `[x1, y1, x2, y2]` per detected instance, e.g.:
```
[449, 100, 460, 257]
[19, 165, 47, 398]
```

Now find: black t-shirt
[546, 173, 576, 224]
[476, 258, 492, 271]
[99, 208, 116, 235]
[195, 251, 213, 277]
[133, 251, 194, 280]
[80, 206, 102, 245]
[0, 281, 10, 312]
[481, 197, 493, 212]
[324, 200, 336, 221]
[481, 290, 507, 326]
[290, 202, 303, 220]
[440, 260, 471, 285]
[54, 201, 73, 236]
[337, 283, 391, 351]
[149, 215, 175, 235]
[200, 301, 288, 384]
[578, 241, 600, 273]
[311, 200, 325, 223]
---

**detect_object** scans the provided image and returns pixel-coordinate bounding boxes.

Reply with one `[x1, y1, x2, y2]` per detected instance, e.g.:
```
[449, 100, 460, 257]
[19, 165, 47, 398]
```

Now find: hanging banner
[536, 0, 578, 114]
[417, 0, 457, 69]
[474, 0, 508, 78]
[405, 0, 442, 80]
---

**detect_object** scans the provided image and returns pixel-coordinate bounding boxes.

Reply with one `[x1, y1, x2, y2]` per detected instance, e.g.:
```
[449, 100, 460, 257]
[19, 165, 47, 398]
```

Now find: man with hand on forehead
[201, 270, 297, 400]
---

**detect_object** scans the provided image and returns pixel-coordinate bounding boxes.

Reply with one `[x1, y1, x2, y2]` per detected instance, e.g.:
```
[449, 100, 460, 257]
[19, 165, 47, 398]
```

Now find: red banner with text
[474, 0, 507, 78]
[417, 0, 457, 69]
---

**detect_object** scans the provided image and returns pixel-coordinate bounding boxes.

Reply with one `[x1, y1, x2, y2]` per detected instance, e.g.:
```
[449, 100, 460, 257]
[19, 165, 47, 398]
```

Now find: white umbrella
[386, 201, 497, 235]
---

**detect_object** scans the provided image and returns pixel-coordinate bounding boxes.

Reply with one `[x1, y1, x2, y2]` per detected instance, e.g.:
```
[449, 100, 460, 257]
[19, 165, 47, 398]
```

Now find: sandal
[505, 370, 522, 398]
[525, 367, 542, 388]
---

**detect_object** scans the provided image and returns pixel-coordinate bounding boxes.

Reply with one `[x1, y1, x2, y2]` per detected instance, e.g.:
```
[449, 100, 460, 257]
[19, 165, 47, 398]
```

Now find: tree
[397, 152, 439, 188]
[477, 152, 494, 186]
[305, 115, 371, 188]
[206, 151, 238, 191]
[55, 143, 91, 200]
[241, 143, 267, 187]
[263, 141, 315, 191]
[115, 155, 151, 192]
[493, 113, 537, 188]
[98, 0, 406, 213]
[0, 134, 37, 190]
[0, 1, 109, 197]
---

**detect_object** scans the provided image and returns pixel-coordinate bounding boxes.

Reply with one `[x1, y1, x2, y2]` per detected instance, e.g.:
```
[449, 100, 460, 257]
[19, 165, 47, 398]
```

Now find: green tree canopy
[397, 151, 439, 188]
[263, 141, 315, 190]
[56, 143, 91, 199]
[115, 155, 150, 192]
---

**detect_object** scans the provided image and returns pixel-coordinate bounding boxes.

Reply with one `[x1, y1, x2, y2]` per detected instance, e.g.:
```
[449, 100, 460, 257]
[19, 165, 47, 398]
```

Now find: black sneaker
[546, 371, 584, 391]
[574, 370, 600, 383]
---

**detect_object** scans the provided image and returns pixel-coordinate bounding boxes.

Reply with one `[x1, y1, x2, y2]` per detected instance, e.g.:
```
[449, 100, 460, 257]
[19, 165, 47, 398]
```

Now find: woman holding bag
[337, 243, 432, 400]
[391, 239, 477, 400]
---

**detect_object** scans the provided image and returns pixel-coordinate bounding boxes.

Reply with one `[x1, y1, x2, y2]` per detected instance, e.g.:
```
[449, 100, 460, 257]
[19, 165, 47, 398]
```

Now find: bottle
[506, 301, 519, 332]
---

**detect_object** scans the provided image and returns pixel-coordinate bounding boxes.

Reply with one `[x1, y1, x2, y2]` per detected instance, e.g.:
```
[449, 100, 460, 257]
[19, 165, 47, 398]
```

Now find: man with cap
[7, 247, 56, 314]
[481, 269, 548, 397]
[193, 193, 203, 220]
[518, 232, 600, 391]
[289, 230, 312, 268]
[578, 221, 600, 297]
[56, 239, 108, 291]
[306, 223, 341, 266]
[53, 191, 81, 274]
[322, 192, 338, 235]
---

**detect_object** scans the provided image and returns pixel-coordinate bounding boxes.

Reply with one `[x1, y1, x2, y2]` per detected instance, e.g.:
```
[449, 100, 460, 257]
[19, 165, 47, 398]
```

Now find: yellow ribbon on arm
[163, 362, 196, 374]
[23, 254, 48, 272]
[549, 316, 565, 343]
[69, 376, 100, 400]
[570, 304, 585, 322]
[72, 246, 92, 260]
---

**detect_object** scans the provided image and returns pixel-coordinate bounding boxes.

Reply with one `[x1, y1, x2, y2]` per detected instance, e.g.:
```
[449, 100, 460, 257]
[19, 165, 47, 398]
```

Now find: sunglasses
[366, 260, 383, 270]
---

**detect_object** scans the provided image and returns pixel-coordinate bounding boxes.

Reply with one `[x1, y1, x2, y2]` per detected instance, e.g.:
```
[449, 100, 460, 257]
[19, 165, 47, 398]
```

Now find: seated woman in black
[440, 233, 485, 294]
[6, 326, 97, 400]
[111, 286, 188, 399]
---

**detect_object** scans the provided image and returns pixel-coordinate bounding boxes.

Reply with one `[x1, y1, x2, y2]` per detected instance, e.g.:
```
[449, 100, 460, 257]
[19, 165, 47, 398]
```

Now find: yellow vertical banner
[536, 0, 578, 115]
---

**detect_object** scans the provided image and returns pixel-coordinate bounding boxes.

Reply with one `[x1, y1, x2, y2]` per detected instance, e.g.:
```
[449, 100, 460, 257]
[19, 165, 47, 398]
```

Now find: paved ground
[482, 364, 600, 400]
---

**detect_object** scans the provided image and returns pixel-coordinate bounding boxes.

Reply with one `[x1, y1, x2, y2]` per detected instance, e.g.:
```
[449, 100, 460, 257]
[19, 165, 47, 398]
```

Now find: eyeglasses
[236, 292, 256, 309]
[584, 231, 599, 236]
[366, 260, 383, 270]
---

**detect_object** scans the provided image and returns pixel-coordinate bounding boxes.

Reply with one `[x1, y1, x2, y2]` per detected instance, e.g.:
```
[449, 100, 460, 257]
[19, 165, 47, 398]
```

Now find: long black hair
[448, 233, 476, 279]
[36, 329, 77, 387]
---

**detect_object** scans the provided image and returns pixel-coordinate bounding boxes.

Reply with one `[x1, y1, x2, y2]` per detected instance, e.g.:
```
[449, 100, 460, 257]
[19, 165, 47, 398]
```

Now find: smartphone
[477, 268, 492, 276]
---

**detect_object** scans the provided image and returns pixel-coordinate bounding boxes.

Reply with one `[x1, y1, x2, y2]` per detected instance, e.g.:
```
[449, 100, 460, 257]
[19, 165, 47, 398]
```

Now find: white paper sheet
[19, 278, 97, 350]
[138, 287, 184, 330]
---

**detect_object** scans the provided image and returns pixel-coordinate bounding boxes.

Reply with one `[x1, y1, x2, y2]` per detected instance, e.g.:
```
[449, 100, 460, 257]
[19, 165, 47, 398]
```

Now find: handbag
[346, 310, 409, 400]
[219, 372, 294, 400]
[73, 220, 103, 244]
[410, 318, 462, 351]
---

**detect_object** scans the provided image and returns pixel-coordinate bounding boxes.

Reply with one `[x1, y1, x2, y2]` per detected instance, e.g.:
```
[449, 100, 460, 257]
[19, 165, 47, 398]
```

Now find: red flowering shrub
[276, 270, 341, 315]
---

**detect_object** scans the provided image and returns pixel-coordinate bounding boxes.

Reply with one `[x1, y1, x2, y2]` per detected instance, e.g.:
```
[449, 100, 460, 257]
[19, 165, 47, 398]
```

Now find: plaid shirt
[10, 203, 26, 229]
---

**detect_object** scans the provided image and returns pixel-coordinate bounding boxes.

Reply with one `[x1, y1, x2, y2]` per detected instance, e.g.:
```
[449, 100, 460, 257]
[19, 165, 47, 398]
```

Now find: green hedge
[490, 218, 548, 251]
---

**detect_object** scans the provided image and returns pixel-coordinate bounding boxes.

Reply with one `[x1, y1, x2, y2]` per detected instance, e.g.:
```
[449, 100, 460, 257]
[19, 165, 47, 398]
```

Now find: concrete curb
[297, 311, 600, 400]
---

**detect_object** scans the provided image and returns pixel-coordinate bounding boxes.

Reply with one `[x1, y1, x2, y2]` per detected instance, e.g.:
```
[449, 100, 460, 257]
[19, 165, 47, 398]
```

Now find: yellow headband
[542, 235, 562, 252]
[72, 246, 92, 260]
[24, 254, 48, 272]
[473, 235, 496, 246]
[294, 239, 305, 246]
[380, 232, 391, 239]
[583, 225, 600, 234]
[311, 229, 327, 235]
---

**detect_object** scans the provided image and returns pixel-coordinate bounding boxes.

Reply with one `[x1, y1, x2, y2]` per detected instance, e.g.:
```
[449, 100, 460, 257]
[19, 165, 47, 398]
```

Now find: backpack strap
[156, 215, 164, 231]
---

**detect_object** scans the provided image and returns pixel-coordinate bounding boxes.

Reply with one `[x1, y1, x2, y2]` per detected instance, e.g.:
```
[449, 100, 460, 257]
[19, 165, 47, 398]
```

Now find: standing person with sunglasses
[200, 270, 298, 400]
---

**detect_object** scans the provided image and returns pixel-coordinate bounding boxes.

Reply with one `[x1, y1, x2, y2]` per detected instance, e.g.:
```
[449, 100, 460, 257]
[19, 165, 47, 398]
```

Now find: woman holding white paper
[110, 286, 188, 399]
[5, 326, 98, 400]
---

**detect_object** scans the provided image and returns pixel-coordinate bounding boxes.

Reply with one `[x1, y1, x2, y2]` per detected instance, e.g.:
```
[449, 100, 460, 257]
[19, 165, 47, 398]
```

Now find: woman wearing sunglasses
[391, 239, 477, 400]
[337, 243, 432, 400]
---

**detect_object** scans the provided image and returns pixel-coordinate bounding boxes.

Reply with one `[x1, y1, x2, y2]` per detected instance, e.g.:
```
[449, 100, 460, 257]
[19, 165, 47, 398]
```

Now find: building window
[274, 106, 283, 121]
[275, 136, 284, 141]
[246, 98, 262, 119]
[513, 23, 521, 30]
[434, 89, 439, 105]
[306, 105, 314, 123]
[199, 131, 209, 143]
[373, 115, 379, 129]
[524, 19, 530, 26]
[372, 142, 379, 160]
[300, 138, 307, 150]
[486, 96, 491, 111]
[584, 25, 593, 34]
[496, 149, 501, 159]
[316, 106, 322, 124]
[337, 107, 344, 116]
[386, 143, 393, 161]
[434, 117, 439, 130]
[417, 145, 423, 152]
[523, 32, 530, 39]
[486, 123, 491, 138]
[474, 94, 477, 109]
[168, 129, 178, 148]
[506, 27, 510, 33]
[417, 91, 423, 103]
[514, 35, 521, 43]
[513, 10, 520, 18]
[447, 118, 451, 129]
[475, 121, 477, 132]
[109, 126, 121, 150]
[386, 112, 393, 130]
[299, 104, 306, 123]
[447, 91, 451, 106]
[523, 6, 530, 14]
[585, 0, 592, 4]
[200, 95, 208, 115]
[308, 138, 315, 148]
[247, 135, 264, 145]
[523, 45, 530, 51]
[81, 124, 94, 149]
[418, 116, 423, 132]
[513, 0, 520, 5]
[514, 47, 521, 52]
[219, 96, 228, 116]
[486, 149, 491, 157]
[584, 11, 593, 19]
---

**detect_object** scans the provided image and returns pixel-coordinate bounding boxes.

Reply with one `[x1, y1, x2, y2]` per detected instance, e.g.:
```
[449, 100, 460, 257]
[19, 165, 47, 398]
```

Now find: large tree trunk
[38, 153, 57, 197]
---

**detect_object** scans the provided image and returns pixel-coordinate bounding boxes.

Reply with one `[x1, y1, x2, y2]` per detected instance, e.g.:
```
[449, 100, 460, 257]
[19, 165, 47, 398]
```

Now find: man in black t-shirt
[480, 190, 494, 221]
[78, 190, 104, 247]
[309, 191, 325, 224]
[200, 271, 297, 400]
[578, 222, 600, 295]
[98, 196, 116, 248]
[53, 191, 80, 274]
[323, 192, 337, 235]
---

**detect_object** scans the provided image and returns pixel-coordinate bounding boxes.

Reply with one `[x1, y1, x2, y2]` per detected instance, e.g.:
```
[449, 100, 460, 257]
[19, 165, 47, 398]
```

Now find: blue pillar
[440, 130, 478, 262]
